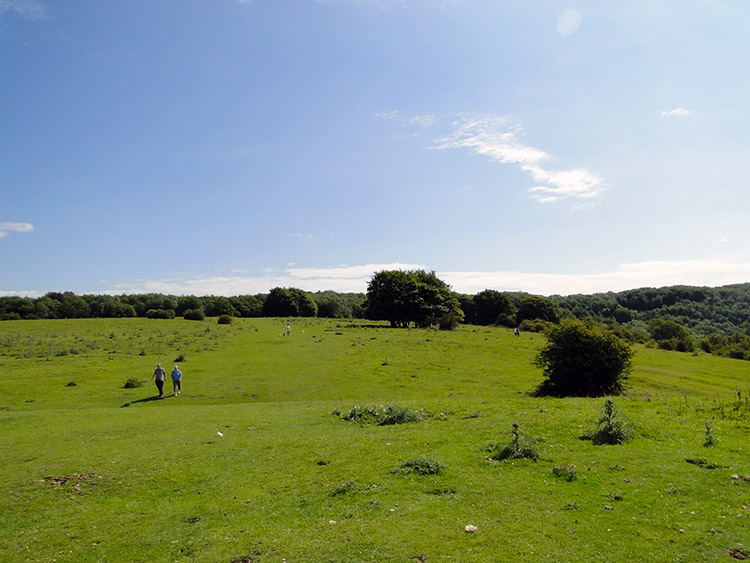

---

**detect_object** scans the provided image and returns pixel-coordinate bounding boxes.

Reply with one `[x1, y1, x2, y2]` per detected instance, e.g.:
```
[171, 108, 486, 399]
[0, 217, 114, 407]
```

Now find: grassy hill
[1, 318, 748, 562]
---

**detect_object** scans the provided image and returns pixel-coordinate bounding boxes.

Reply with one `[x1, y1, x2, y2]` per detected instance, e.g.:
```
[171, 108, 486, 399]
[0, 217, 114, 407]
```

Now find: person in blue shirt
[171, 365, 182, 396]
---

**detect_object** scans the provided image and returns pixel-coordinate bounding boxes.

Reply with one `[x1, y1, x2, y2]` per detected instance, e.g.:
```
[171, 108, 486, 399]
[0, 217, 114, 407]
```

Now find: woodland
[2, 273, 750, 361]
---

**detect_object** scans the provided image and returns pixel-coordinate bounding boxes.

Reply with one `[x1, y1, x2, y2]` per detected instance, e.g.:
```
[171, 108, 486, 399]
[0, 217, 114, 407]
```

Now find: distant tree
[176, 296, 203, 317]
[648, 318, 694, 352]
[456, 294, 476, 324]
[314, 291, 346, 318]
[203, 296, 237, 317]
[229, 295, 262, 318]
[365, 270, 463, 329]
[121, 294, 177, 317]
[262, 287, 299, 317]
[516, 294, 561, 325]
[474, 289, 516, 326]
[365, 270, 413, 327]
[45, 292, 91, 318]
[534, 320, 633, 397]
[289, 288, 317, 317]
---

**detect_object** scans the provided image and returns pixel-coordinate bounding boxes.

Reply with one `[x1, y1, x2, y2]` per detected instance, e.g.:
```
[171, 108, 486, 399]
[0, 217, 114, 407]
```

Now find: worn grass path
[1, 318, 748, 561]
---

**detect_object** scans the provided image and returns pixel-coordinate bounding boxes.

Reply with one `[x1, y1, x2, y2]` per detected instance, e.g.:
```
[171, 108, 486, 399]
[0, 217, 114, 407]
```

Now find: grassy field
[0, 317, 748, 562]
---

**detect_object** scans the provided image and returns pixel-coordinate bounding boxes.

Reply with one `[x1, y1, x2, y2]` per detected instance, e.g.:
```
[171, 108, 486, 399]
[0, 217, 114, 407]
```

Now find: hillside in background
[3, 283, 750, 359]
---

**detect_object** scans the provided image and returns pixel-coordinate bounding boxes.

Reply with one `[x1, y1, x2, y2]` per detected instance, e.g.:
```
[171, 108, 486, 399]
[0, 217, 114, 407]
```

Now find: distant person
[286, 323, 291, 336]
[151, 363, 166, 397]
[171, 365, 182, 396]
[514, 327, 520, 337]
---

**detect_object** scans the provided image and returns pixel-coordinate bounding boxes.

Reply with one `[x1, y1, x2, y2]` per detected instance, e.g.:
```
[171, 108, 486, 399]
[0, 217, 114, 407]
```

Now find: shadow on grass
[122, 395, 173, 407]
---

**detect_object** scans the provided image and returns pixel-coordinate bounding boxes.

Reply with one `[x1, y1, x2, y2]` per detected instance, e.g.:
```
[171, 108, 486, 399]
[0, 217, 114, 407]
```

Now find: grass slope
[1, 318, 748, 562]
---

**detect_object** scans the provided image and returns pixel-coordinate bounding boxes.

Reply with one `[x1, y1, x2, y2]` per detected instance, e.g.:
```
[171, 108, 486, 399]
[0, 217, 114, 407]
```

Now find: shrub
[146, 309, 175, 320]
[174, 353, 186, 362]
[123, 378, 142, 389]
[340, 404, 424, 425]
[218, 315, 233, 325]
[392, 457, 445, 476]
[486, 423, 539, 462]
[533, 320, 633, 397]
[183, 309, 205, 321]
[518, 318, 553, 333]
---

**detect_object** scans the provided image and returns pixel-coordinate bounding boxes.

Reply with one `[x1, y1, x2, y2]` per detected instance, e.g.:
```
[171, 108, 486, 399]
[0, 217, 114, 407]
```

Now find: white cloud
[375, 110, 399, 120]
[661, 107, 691, 118]
[5, 259, 750, 298]
[0, 0, 46, 20]
[409, 114, 435, 128]
[434, 114, 605, 204]
[442, 260, 750, 295]
[85, 259, 750, 298]
[0, 222, 34, 238]
[557, 9, 581, 37]
[109, 263, 426, 296]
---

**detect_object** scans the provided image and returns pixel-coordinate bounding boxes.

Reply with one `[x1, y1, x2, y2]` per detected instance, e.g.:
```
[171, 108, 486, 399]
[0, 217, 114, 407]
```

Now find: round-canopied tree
[533, 320, 633, 397]
[473, 289, 516, 326]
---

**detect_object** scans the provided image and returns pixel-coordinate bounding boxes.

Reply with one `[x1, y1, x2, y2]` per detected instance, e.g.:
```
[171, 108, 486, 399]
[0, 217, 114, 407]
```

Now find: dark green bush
[534, 320, 633, 397]
[123, 378, 142, 389]
[183, 309, 205, 321]
[145, 309, 175, 319]
[218, 315, 233, 325]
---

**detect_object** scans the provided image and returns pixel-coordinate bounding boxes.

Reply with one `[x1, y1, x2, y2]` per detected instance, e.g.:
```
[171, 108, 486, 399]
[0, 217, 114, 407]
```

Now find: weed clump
[582, 398, 630, 445]
[485, 423, 539, 462]
[123, 378, 142, 389]
[703, 418, 716, 447]
[174, 353, 186, 362]
[552, 464, 578, 481]
[65, 381, 77, 387]
[392, 457, 445, 476]
[338, 405, 424, 425]
[331, 479, 361, 496]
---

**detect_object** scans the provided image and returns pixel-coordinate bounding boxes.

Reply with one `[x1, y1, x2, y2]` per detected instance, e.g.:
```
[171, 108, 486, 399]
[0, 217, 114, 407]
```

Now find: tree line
[4, 274, 750, 360]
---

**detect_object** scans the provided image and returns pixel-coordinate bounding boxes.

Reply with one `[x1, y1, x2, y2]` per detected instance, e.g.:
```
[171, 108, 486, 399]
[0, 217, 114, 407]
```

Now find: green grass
[1, 317, 749, 562]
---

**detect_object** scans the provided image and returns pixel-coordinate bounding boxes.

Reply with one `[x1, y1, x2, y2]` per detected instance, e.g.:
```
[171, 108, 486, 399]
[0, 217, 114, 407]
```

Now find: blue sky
[2, 0, 750, 297]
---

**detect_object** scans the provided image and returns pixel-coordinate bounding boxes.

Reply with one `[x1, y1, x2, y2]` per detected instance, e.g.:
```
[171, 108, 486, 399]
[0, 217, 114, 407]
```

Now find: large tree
[365, 270, 463, 329]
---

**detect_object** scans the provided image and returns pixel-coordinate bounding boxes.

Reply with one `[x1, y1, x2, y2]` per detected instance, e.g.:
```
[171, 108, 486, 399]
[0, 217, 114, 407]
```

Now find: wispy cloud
[557, 9, 581, 37]
[289, 233, 317, 243]
[0, 0, 46, 20]
[434, 114, 605, 204]
[0, 222, 34, 238]
[661, 107, 691, 118]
